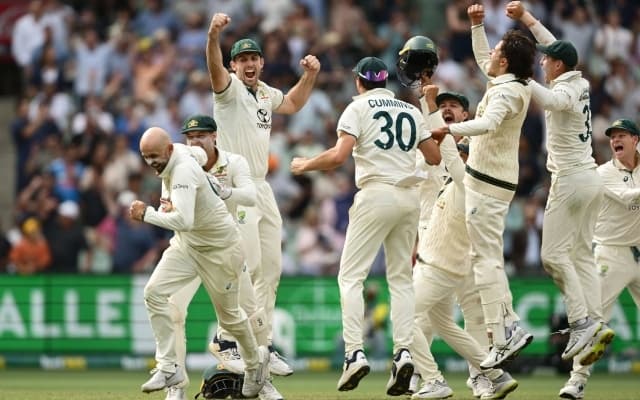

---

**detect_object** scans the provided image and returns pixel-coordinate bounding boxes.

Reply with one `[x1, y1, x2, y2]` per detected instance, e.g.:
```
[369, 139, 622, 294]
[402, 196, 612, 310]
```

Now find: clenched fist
[208, 13, 231, 38]
[467, 3, 485, 26]
[300, 55, 321, 75]
[130, 200, 147, 221]
[290, 157, 308, 175]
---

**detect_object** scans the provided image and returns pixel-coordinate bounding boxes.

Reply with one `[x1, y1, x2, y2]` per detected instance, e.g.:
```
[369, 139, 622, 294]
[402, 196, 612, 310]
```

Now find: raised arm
[419, 83, 446, 128]
[206, 13, 232, 93]
[468, 4, 492, 78]
[275, 55, 321, 115]
[506, 1, 556, 45]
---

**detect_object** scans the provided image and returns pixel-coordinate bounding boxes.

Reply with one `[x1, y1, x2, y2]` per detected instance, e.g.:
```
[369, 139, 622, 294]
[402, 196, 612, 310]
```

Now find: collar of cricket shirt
[489, 73, 519, 87]
[352, 87, 395, 101]
[211, 149, 230, 173]
[158, 148, 179, 179]
[612, 150, 640, 173]
[551, 70, 582, 84]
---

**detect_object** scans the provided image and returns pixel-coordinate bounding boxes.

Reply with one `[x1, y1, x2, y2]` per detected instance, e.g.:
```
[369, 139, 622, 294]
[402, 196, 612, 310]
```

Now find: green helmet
[396, 35, 439, 87]
[196, 364, 245, 399]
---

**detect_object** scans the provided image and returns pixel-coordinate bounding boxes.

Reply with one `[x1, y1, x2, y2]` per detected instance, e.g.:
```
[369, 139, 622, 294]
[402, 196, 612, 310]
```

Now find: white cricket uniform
[337, 87, 431, 354]
[142, 145, 260, 373]
[571, 152, 640, 381]
[446, 24, 531, 346]
[528, 21, 605, 325]
[415, 101, 450, 240]
[168, 148, 267, 381]
[411, 134, 508, 383]
[413, 99, 508, 380]
[214, 74, 284, 341]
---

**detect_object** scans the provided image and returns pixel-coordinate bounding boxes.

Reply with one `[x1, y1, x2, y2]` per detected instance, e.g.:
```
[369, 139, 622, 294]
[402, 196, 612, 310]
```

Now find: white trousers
[541, 170, 604, 324]
[144, 240, 259, 373]
[339, 183, 419, 354]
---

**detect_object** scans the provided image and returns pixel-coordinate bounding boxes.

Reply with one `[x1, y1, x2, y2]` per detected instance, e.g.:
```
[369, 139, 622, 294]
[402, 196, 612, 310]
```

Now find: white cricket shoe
[386, 348, 415, 396]
[165, 386, 186, 400]
[337, 349, 370, 391]
[480, 324, 533, 369]
[558, 378, 586, 399]
[259, 379, 284, 400]
[141, 365, 185, 393]
[466, 374, 492, 398]
[242, 346, 270, 398]
[411, 379, 453, 399]
[407, 373, 421, 394]
[268, 346, 294, 376]
[481, 371, 518, 399]
[562, 319, 602, 360]
[208, 335, 246, 374]
[577, 323, 615, 366]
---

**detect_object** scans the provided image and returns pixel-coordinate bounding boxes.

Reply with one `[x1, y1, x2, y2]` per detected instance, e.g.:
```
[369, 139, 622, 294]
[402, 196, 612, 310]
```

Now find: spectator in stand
[11, 0, 47, 81]
[111, 190, 158, 273]
[43, 200, 91, 273]
[9, 217, 51, 275]
[16, 171, 59, 225]
[134, 0, 181, 38]
[72, 26, 111, 100]
[47, 139, 85, 203]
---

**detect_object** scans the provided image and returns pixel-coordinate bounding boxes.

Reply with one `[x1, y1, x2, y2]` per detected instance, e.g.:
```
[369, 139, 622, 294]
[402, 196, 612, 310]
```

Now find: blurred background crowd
[2, 0, 639, 278]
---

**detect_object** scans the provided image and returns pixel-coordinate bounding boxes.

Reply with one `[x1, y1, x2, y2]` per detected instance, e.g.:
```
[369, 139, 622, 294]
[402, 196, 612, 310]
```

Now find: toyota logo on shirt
[257, 108, 270, 123]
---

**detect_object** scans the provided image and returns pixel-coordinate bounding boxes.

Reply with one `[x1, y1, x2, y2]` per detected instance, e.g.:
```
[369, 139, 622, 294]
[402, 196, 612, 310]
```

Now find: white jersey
[451, 25, 532, 202]
[417, 99, 449, 230]
[336, 88, 431, 188]
[529, 20, 597, 176]
[594, 153, 640, 246]
[419, 135, 470, 276]
[143, 144, 239, 249]
[207, 149, 256, 218]
[214, 74, 284, 179]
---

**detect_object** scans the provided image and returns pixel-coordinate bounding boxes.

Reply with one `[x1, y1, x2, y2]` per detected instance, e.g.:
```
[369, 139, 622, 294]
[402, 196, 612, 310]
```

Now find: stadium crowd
[2, 0, 639, 276]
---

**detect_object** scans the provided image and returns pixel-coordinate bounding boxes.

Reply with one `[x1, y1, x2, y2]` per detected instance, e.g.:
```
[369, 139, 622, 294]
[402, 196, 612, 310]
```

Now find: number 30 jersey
[337, 88, 431, 188]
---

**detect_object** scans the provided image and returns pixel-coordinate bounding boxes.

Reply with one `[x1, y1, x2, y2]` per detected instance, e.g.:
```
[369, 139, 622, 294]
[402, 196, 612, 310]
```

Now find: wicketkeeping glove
[206, 174, 232, 200]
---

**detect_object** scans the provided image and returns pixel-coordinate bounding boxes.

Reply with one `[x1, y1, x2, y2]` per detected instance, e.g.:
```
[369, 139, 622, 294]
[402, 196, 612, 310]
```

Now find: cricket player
[163, 115, 283, 400]
[558, 118, 640, 399]
[410, 119, 518, 400]
[506, 0, 615, 372]
[290, 56, 441, 396]
[430, 4, 536, 369]
[206, 12, 320, 376]
[131, 127, 269, 398]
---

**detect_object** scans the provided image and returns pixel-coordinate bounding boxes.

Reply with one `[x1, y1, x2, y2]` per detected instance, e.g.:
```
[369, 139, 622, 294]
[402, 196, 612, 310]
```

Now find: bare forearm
[206, 34, 229, 92]
[283, 72, 317, 113]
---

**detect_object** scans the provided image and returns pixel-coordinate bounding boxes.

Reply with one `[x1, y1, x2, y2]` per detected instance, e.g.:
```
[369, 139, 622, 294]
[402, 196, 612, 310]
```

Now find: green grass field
[0, 369, 638, 400]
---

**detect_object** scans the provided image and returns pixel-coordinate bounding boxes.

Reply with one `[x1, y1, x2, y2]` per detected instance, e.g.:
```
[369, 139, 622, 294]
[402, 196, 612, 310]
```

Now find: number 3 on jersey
[579, 104, 592, 143]
[373, 111, 417, 151]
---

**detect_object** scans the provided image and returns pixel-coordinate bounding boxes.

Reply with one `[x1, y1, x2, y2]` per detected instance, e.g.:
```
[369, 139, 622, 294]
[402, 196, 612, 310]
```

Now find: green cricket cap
[353, 56, 389, 82]
[605, 118, 640, 137]
[436, 92, 470, 111]
[230, 38, 262, 59]
[536, 40, 578, 68]
[181, 114, 217, 134]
